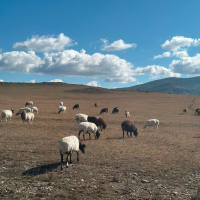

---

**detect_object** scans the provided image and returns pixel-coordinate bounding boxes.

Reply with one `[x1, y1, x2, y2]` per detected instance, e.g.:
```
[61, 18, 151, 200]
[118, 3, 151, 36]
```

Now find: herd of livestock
[1, 100, 162, 170]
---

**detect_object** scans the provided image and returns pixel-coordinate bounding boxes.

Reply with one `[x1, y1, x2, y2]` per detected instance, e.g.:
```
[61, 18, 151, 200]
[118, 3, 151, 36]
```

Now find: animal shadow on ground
[106, 137, 124, 140]
[22, 162, 60, 176]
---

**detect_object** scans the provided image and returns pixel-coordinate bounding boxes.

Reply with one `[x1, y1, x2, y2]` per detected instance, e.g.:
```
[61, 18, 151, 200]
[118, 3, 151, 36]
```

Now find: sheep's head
[11, 110, 14, 113]
[134, 128, 138, 137]
[79, 143, 86, 153]
[103, 124, 107, 129]
[95, 131, 100, 139]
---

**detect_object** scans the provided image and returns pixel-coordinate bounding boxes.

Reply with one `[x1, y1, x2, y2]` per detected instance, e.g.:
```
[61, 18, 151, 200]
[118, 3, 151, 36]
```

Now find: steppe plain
[0, 83, 200, 199]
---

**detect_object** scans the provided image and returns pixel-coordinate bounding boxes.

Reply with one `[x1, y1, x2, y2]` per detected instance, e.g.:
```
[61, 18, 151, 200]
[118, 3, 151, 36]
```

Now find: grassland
[0, 83, 200, 199]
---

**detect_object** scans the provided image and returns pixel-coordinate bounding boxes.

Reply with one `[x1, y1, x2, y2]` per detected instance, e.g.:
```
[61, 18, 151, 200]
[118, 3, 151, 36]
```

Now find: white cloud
[172, 50, 188, 58]
[161, 36, 194, 51]
[31, 49, 136, 83]
[101, 39, 137, 51]
[154, 52, 171, 59]
[133, 65, 180, 78]
[170, 54, 200, 74]
[0, 79, 4, 82]
[49, 79, 63, 82]
[0, 51, 42, 73]
[87, 81, 101, 87]
[25, 79, 35, 83]
[13, 33, 76, 52]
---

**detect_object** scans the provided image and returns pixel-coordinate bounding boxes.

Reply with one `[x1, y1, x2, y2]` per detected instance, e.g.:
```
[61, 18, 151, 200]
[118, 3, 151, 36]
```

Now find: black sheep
[121, 120, 138, 138]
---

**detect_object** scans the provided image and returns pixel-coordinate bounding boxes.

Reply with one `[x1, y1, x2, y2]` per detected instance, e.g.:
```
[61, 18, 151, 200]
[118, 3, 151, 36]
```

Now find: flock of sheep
[1, 100, 160, 170]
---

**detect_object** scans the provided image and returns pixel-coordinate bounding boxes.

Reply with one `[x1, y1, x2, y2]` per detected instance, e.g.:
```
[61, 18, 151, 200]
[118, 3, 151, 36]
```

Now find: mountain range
[121, 76, 200, 95]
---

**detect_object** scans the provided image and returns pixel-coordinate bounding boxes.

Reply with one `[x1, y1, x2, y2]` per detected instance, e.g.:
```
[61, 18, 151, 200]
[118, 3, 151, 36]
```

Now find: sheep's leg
[130, 132, 133, 137]
[60, 154, 63, 170]
[78, 130, 82, 139]
[69, 154, 72, 164]
[83, 132, 85, 140]
[66, 154, 69, 168]
[123, 129, 125, 138]
[77, 152, 79, 162]
[127, 131, 129, 137]
[89, 132, 91, 140]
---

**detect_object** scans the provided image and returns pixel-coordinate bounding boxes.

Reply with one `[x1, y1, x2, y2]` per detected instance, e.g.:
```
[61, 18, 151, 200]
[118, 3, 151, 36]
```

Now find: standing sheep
[112, 107, 119, 114]
[58, 106, 67, 114]
[100, 108, 108, 115]
[125, 110, 130, 118]
[25, 101, 33, 107]
[59, 136, 86, 170]
[183, 107, 187, 114]
[143, 119, 159, 129]
[1, 110, 14, 122]
[73, 104, 79, 109]
[195, 108, 200, 115]
[94, 103, 99, 107]
[78, 122, 100, 140]
[16, 107, 31, 115]
[75, 113, 88, 124]
[31, 106, 38, 114]
[21, 110, 34, 124]
[121, 120, 138, 138]
[87, 116, 107, 131]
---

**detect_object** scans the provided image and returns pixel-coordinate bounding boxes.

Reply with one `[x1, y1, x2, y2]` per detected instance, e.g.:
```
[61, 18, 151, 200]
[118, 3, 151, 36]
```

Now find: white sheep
[59, 135, 86, 170]
[25, 101, 33, 106]
[75, 113, 88, 124]
[31, 106, 38, 114]
[58, 106, 66, 114]
[78, 122, 100, 140]
[1, 110, 14, 122]
[21, 110, 34, 124]
[125, 110, 130, 118]
[60, 102, 63, 106]
[16, 107, 31, 116]
[143, 119, 159, 129]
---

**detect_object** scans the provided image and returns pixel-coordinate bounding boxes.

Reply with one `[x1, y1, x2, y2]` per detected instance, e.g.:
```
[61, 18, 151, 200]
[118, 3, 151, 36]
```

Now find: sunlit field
[0, 83, 200, 199]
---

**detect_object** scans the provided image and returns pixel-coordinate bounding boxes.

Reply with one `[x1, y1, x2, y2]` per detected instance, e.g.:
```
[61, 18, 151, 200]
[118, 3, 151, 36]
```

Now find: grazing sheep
[60, 102, 63, 106]
[58, 106, 67, 114]
[16, 107, 31, 116]
[112, 107, 119, 114]
[94, 103, 99, 107]
[100, 108, 108, 114]
[75, 113, 88, 124]
[125, 110, 130, 118]
[1, 110, 14, 122]
[78, 122, 100, 140]
[59, 136, 86, 170]
[73, 104, 79, 109]
[31, 106, 38, 114]
[121, 120, 138, 138]
[87, 116, 107, 131]
[21, 110, 34, 124]
[183, 107, 187, 114]
[25, 101, 33, 107]
[143, 119, 159, 129]
[195, 108, 200, 115]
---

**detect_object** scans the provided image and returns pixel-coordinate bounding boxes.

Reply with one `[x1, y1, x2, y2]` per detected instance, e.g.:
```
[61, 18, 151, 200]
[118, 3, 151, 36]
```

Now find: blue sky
[1, 1, 200, 88]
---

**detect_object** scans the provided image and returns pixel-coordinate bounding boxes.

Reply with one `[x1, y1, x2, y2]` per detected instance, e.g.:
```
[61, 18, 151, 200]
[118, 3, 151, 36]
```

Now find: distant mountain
[120, 76, 200, 95]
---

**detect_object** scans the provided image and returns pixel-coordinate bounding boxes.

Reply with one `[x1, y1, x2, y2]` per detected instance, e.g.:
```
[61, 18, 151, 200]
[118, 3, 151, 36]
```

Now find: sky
[1, 1, 200, 88]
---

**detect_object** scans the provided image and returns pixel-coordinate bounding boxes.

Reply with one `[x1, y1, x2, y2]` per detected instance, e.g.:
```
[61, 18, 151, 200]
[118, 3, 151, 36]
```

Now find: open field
[0, 83, 200, 199]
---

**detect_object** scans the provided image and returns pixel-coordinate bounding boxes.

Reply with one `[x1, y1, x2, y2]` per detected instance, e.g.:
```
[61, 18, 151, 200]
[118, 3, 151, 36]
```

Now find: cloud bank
[13, 33, 76, 52]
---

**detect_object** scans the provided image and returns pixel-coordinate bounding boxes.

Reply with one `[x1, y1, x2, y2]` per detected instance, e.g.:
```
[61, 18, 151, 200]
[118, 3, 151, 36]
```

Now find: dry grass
[0, 83, 200, 199]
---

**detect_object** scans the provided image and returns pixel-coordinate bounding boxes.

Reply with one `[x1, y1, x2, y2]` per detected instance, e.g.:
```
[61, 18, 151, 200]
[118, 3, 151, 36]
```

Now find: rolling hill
[121, 76, 200, 95]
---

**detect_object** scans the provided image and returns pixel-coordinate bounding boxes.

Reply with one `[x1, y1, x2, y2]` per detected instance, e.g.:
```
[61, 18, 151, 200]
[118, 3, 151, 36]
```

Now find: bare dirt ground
[0, 83, 200, 199]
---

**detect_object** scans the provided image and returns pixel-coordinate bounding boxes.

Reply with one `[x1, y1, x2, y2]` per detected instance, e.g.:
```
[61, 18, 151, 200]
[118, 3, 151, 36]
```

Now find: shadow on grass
[106, 137, 123, 140]
[193, 136, 200, 138]
[22, 162, 61, 176]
